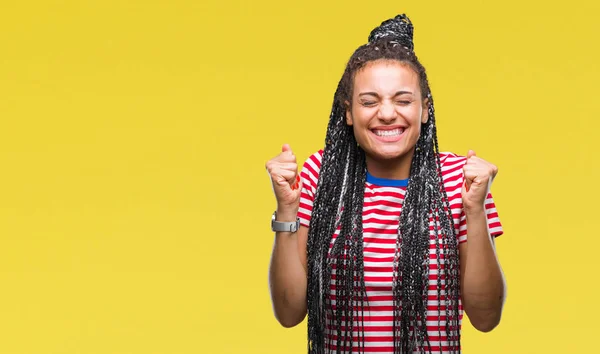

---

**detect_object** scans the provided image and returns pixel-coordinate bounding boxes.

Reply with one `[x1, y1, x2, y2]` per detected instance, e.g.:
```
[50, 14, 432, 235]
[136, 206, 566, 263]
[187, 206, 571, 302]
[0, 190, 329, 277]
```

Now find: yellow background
[0, 0, 598, 353]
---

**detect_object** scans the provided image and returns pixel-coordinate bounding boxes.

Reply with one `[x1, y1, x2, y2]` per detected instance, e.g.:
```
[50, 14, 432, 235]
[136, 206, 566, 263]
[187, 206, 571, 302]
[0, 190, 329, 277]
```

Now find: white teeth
[374, 129, 403, 137]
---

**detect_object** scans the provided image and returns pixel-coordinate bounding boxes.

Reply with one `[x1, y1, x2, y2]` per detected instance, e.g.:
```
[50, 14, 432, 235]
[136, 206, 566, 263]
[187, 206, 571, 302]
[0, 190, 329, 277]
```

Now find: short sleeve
[297, 150, 323, 228]
[439, 152, 504, 244]
[456, 193, 504, 244]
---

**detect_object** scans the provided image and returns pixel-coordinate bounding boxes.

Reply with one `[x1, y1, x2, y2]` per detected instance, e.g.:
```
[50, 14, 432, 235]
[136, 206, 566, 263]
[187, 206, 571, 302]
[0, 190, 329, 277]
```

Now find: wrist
[464, 205, 486, 217]
[275, 206, 298, 222]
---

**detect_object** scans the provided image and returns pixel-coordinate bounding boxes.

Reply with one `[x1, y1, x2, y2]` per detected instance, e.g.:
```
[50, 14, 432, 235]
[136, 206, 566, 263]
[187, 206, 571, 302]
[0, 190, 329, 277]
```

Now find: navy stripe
[366, 171, 409, 187]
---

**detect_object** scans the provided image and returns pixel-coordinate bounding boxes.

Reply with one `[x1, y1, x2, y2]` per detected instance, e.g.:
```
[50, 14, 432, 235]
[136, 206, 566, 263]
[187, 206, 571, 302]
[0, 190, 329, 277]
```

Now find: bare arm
[269, 220, 308, 328]
[265, 144, 309, 328]
[459, 210, 506, 332]
[459, 150, 506, 332]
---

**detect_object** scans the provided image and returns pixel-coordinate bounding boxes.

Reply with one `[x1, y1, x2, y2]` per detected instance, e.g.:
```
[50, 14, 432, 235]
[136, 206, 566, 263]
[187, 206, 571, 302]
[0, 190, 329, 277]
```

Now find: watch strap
[271, 211, 300, 233]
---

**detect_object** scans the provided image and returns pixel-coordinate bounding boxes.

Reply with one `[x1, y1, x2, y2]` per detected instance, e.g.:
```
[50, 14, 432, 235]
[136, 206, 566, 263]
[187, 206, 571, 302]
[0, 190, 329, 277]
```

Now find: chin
[368, 148, 406, 161]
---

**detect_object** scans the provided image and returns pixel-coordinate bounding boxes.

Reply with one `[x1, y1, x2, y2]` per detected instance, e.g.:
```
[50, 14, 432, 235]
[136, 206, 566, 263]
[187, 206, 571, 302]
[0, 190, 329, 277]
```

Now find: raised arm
[266, 144, 309, 327]
[459, 150, 506, 332]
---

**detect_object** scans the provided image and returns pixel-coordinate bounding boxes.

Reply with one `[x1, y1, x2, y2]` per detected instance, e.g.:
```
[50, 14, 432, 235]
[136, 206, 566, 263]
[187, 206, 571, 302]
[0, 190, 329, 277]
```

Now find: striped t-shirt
[298, 150, 503, 353]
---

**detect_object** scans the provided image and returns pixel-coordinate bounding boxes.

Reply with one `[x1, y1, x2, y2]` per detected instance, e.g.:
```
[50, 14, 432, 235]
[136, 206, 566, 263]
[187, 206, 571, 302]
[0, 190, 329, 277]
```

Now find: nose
[377, 100, 397, 122]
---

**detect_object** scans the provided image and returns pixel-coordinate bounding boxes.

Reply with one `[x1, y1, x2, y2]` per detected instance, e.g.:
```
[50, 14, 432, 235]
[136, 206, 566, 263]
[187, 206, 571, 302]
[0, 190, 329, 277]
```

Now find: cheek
[351, 108, 373, 128]
[353, 125, 369, 144]
[405, 109, 424, 139]
[411, 120, 423, 138]
[406, 108, 425, 130]
[351, 124, 371, 148]
[403, 106, 423, 122]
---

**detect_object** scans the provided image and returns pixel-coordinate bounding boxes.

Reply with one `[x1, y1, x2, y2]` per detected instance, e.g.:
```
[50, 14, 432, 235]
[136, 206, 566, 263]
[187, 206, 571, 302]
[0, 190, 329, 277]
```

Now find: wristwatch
[271, 211, 300, 233]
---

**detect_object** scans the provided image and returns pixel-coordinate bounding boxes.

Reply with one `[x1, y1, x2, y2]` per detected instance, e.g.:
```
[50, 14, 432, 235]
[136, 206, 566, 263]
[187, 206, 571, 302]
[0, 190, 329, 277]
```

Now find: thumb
[464, 150, 476, 192]
[464, 175, 472, 193]
[282, 144, 293, 153]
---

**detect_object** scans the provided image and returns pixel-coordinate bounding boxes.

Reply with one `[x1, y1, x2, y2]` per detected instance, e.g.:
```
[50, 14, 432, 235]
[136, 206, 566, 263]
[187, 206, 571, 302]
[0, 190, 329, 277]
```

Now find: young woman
[266, 14, 505, 354]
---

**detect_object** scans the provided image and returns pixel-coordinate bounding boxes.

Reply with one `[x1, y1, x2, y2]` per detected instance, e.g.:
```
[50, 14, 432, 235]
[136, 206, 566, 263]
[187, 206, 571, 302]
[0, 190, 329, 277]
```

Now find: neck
[365, 148, 415, 180]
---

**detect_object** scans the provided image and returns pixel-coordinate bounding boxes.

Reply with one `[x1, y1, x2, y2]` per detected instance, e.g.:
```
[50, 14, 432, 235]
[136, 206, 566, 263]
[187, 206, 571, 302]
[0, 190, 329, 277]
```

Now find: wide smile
[370, 127, 406, 143]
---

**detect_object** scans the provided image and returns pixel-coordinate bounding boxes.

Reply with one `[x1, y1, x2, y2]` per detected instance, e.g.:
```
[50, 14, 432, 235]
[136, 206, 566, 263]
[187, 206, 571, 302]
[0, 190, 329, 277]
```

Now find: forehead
[353, 60, 419, 93]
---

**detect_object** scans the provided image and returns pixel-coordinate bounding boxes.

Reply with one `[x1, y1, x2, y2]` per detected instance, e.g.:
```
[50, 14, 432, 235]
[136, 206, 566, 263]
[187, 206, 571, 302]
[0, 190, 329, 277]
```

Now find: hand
[462, 150, 498, 212]
[265, 144, 303, 213]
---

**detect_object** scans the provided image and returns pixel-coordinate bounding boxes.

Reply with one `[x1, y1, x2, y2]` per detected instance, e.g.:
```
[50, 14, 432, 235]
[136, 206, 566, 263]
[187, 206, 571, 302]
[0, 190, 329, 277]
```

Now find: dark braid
[306, 81, 368, 353]
[306, 14, 461, 354]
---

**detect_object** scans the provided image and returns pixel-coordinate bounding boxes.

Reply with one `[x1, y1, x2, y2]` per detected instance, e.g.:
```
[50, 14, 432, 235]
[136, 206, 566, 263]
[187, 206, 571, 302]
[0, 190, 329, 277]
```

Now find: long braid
[307, 87, 368, 353]
[393, 92, 461, 353]
[430, 98, 462, 351]
[307, 14, 461, 354]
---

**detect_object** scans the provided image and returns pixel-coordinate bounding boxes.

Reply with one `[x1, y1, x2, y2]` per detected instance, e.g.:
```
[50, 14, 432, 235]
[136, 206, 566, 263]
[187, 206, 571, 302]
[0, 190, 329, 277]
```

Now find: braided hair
[306, 15, 461, 354]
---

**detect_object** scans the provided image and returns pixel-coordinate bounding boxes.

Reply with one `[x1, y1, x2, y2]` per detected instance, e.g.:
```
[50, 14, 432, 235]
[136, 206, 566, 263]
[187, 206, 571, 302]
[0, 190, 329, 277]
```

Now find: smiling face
[345, 59, 429, 179]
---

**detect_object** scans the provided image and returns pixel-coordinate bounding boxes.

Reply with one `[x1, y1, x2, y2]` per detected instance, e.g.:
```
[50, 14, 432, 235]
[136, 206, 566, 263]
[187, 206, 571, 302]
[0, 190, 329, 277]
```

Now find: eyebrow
[358, 91, 414, 97]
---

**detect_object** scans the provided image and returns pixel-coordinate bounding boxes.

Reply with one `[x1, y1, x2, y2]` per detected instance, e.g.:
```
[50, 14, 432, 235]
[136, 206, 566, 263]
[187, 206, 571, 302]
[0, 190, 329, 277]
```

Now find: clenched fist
[266, 144, 303, 213]
[462, 149, 498, 212]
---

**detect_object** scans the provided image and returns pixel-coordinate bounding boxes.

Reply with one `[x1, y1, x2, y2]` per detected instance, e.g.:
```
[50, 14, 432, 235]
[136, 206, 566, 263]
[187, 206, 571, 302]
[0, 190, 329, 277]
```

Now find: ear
[345, 100, 353, 126]
[421, 97, 430, 124]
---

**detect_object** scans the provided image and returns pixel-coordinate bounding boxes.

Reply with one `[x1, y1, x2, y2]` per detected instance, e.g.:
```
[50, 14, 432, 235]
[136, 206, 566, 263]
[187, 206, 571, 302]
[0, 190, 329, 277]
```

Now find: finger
[272, 168, 297, 186]
[270, 162, 298, 172]
[463, 165, 477, 192]
[467, 149, 476, 159]
[291, 175, 302, 190]
[278, 146, 297, 163]
[462, 164, 482, 177]
[464, 163, 492, 180]
[464, 176, 472, 193]
[491, 164, 499, 179]
[269, 152, 296, 164]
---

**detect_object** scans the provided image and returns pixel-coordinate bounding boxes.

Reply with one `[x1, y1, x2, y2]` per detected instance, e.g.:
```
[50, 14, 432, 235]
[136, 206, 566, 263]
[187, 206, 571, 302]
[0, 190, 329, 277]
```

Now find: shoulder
[301, 149, 324, 174]
[439, 151, 467, 167]
[438, 152, 467, 188]
[299, 150, 324, 189]
[439, 151, 468, 174]
[309, 149, 324, 163]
